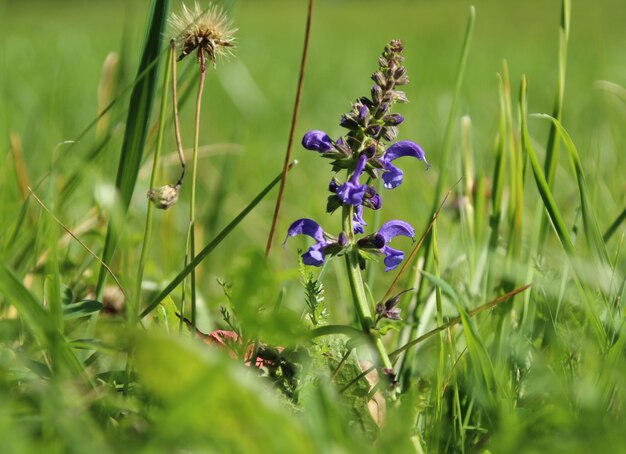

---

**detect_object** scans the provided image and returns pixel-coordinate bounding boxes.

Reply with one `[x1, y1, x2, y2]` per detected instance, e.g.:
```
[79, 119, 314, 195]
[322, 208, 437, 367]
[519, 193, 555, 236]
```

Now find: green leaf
[63, 300, 104, 320]
[420, 270, 459, 302]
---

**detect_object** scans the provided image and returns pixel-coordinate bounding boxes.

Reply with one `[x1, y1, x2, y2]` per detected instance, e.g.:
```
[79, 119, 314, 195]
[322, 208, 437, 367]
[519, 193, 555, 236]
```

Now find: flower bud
[338, 232, 349, 247]
[371, 85, 383, 104]
[393, 90, 409, 103]
[302, 130, 333, 152]
[365, 124, 382, 137]
[382, 126, 398, 142]
[372, 71, 386, 87]
[340, 114, 358, 130]
[147, 184, 180, 210]
[358, 105, 370, 127]
[383, 114, 404, 126]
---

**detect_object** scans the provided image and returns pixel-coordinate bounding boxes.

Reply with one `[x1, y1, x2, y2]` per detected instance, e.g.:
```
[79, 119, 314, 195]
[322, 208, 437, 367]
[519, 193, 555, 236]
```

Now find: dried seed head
[147, 184, 180, 210]
[169, 1, 236, 67]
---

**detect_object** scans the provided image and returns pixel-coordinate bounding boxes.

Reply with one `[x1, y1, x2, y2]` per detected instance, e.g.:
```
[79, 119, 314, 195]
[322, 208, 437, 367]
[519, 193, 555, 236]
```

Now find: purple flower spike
[285, 218, 330, 266]
[302, 130, 333, 152]
[336, 154, 369, 206]
[381, 140, 429, 189]
[377, 220, 415, 271]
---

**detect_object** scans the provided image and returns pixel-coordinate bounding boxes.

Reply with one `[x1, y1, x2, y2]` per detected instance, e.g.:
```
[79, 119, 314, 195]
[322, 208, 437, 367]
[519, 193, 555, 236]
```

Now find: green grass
[1, 0, 625, 452]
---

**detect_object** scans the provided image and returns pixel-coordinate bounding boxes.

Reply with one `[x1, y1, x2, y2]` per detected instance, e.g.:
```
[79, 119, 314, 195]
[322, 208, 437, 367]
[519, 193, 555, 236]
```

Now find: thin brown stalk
[379, 178, 461, 304]
[265, 0, 315, 257]
[170, 39, 186, 187]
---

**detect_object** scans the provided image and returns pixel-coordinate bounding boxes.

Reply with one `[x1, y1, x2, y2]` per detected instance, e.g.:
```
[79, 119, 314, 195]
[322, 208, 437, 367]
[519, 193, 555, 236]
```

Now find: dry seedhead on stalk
[169, 1, 236, 70]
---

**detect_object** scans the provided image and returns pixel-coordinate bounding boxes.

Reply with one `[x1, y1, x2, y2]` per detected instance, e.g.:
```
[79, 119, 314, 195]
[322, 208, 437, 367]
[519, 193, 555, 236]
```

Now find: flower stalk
[342, 204, 393, 371]
[286, 40, 427, 386]
[169, 1, 237, 334]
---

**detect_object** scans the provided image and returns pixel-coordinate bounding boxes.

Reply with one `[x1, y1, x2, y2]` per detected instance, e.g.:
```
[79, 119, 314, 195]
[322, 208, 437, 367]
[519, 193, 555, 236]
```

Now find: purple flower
[302, 130, 333, 152]
[285, 218, 331, 266]
[378, 220, 415, 270]
[359, 220, 415, 271]
[353, 205, 367, 234]
[381, 140, 429, 189]
[336, 154, 368, 206]
[363, 185, 382, 210]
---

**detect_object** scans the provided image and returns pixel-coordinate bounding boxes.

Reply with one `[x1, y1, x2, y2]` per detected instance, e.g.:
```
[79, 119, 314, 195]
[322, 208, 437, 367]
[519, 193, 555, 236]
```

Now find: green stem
[131, 45, 173, 328]
[125, 42, 173, 393]
[341, 205, 393, 371]
[188, 55, 207, 335]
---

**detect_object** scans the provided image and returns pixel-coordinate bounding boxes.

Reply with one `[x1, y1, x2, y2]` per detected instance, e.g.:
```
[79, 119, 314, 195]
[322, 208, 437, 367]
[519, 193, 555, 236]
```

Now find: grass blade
[95, 0, 170, 298]
[534, 113, 611, 267]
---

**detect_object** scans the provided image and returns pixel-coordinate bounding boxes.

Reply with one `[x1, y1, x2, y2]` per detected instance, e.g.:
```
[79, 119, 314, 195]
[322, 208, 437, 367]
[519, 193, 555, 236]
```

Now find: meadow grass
[0, 0, 625, 452]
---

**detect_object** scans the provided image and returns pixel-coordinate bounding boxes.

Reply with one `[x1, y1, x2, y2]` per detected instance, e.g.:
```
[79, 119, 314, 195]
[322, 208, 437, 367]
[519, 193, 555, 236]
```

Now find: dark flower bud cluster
[286, 40, 430, 273]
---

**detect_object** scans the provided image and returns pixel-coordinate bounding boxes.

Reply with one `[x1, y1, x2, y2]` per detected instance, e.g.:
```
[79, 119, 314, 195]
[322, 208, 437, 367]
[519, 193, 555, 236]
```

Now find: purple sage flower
[358, 220, 415, 271]
[285, 218, 331, 266]
[377, 220, 415, 270]
[381, 140, 430, 189]
[302, 130, 333, 153]
[336, 154, 368, 206]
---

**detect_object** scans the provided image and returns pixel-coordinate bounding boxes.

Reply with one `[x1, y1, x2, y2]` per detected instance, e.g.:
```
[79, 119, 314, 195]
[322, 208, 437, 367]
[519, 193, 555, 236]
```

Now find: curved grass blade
[521, 77, 606, 346]
[140, 162, 298, 319]
[543, 0, 570, 189]
[604, 206, 626, 242]
[95, 0, 170, 298]
[0, 263, 87, 380]
[534, 113, 610, 267]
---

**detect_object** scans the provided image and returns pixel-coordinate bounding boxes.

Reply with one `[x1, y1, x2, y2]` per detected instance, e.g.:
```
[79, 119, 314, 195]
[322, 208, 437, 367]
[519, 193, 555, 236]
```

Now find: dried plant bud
[372, 71, 386, 87]
[393, 91, 409, 103]
[147, 184, 180, 210]
[382, 126, 398, 142]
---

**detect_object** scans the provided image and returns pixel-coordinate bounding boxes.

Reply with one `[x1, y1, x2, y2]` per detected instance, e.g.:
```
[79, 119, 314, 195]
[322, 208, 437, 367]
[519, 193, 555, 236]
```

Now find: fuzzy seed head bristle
[169, 1, 237, 67]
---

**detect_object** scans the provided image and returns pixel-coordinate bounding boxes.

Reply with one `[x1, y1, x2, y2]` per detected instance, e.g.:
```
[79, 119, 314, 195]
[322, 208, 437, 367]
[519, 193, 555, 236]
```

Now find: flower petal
[378, 220, 415, 242]
[382, 245, 404, 271]
[302, 242, 326, 267]
[302, 130, 333, 152]
[336, 154, 368, 205]
[381, 162, 403, 189]
[286, 218, 325, 243]
[353, 205, 366, 234]
[382, 141, 429, 188]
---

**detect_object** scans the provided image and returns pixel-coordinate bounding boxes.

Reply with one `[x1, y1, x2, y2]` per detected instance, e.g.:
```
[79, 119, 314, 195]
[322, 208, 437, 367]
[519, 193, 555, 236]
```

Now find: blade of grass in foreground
[520, 77, 606, 346]
[95, 0, 170, 299]
[535, 114, 611, 268]
[0, 263, 87, 380]
[140, 162, 298, 319]
[404, 6, 475, 368]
